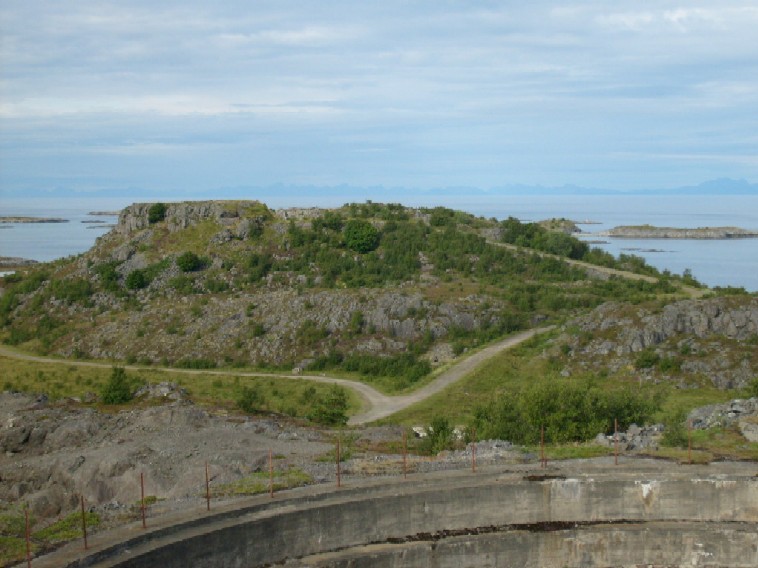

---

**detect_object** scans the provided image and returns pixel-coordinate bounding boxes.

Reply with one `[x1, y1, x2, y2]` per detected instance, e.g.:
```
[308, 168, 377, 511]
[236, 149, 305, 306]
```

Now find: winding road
[0, 327, 551, 425]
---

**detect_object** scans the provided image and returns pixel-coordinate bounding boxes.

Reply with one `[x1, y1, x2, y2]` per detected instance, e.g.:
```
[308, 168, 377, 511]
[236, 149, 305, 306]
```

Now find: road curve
[0, 327, 550, 425]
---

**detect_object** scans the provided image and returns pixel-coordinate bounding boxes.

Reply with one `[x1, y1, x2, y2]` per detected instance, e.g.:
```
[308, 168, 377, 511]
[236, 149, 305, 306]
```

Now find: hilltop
[0, 200, 693, 392]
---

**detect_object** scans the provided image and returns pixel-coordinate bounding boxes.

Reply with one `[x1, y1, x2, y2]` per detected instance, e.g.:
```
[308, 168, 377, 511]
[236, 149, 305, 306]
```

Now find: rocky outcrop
[563, 297, 758, 389]
[594, 423, 664, 451]
[576, 297, 758, 352]
[115, 201, 272, 235]
[687, 398, 758, 442]
[599, 225, 758, 239]
[66, 289, 502, 366]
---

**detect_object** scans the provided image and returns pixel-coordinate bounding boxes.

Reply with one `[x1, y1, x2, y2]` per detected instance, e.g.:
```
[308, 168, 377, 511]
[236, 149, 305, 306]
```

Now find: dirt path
[0, 327, 550, 425]
[492, 241, 706, 298]
[347, 327, 551, 424]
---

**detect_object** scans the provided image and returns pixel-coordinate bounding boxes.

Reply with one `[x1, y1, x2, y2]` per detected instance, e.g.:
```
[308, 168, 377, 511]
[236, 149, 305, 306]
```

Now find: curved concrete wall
[37, 468, 758, 568]
[294, 523, 758, 567]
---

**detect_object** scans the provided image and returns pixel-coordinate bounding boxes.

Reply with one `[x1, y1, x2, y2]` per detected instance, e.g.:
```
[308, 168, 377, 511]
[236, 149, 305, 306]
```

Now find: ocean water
[1, 194, 757, 291]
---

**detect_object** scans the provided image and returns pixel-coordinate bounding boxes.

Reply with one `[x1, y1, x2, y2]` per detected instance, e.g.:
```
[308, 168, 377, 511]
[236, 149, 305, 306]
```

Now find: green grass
[33, 511, 100, 543]
[0, 355, 362, 421]
[211, 468, 312, 497]
[381, 332, 560, 426]
[528, 444, 615, 461]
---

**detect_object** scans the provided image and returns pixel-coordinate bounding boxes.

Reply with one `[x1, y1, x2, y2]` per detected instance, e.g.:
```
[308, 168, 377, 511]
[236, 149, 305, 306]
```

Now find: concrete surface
[27, 459, 758, 568]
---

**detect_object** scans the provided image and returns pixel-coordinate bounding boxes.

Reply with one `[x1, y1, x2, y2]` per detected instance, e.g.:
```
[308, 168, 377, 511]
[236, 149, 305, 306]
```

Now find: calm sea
[1, 194, 757, 292]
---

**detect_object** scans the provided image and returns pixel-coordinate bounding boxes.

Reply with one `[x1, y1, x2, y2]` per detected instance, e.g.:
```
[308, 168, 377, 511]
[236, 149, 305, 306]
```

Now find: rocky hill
[554, 296, 758, 389]
[0, 200, 686, 386]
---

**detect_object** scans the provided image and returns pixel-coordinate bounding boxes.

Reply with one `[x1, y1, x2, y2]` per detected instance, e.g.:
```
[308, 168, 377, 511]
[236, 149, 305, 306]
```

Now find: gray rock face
[594, 424, 664, 451]
[566, 297, 758, 389]
[688, 398, 758, 430]
[115, 201, 270, 236]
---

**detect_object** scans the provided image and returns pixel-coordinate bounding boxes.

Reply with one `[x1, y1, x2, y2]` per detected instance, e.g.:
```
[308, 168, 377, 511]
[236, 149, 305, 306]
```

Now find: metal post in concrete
[540, 425, 546, 469]
[140, 472, 146, 529]
[336, 436, 342, 488]
[81, 495, 88, 550]
[25, 506, 31, 568]
[269, 449, 274, 498]
[402, 431, 407, 479]
[205, 462, 210, 511]
[472, 427, 477, 473]
[614, 419, 619, 466]
[688, 420, 693, 465]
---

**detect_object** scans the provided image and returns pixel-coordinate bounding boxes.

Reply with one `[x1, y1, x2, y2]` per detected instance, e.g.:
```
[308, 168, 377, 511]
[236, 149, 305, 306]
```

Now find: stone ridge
[115, 200, 272, 235]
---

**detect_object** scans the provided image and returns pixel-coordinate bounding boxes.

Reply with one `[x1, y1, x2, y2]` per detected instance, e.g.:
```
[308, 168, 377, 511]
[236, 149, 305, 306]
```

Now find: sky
[1, 1, 758, 198]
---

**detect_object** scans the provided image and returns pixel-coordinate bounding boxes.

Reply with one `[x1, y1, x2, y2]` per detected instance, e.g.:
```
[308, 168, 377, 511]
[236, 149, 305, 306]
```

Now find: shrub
[634, 349, 660, 370]
[237, 385, 264, 414]
[148, 203, 167, 224]
[343, 219, 380, 253]
[125, 270, 148, 290]
[420, 415, 457, 454]
[308, 385, 349, 426]
[100, 367, 132, 404]
[176, 251, 204, 272]
[472, 381, 660, 445]
[48, 278, 93, 305]
[661, 410, 689, 447]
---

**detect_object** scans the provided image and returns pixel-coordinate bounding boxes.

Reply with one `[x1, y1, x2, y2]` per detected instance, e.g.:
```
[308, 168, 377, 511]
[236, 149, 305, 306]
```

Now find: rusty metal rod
[205, 462, 210, 511]
[336, 436, 342, 488]
[81, 495, 88, 550]
[140, 472, 146, 529]
[269, 449, 274, 498]
[25, 507, 31, 568]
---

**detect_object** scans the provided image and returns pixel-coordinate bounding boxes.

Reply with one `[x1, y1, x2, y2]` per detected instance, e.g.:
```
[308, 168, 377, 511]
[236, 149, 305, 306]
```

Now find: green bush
[94, 261, 122, 292]
[308, 385, 349, 426]
[634, 349, 660, 370]
[343, 219, 380, 253]
[661, 410, 689, 447]
[48, 278, 93, 305]
[472, 380, 660, 445]
[100, 367, 133, 404]
[237, 385, 264, 414]
[176, 252, 204, 272]
[148, 203, 167, 224]
[419, 415, 457, 454]
[125, 270, 148, 290]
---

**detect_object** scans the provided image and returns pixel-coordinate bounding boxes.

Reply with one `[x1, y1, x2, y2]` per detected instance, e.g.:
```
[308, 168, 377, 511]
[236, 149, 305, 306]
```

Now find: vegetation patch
[210, 468, 312, 497]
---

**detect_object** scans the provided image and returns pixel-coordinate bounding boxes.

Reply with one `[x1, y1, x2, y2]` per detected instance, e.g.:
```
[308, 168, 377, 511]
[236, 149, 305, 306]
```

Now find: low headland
[598, 224, 758, 239]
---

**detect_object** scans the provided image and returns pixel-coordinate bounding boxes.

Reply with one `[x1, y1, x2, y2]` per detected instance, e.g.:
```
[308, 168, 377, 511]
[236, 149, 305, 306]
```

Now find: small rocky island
[0, 216, 68, 224]
[599, 224, 758, 239]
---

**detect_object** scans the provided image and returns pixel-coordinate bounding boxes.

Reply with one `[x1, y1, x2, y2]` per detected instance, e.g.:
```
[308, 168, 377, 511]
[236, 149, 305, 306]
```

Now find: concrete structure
[31, 460, 758, 568]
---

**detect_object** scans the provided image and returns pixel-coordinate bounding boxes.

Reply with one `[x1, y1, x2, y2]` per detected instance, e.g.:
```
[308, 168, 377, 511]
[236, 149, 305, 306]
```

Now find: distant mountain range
[3, 178, 757, 201]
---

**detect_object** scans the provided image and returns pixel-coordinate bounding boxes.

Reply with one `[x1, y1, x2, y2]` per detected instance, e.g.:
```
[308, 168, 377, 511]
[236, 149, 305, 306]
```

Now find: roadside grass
[0, 355, 361, 421]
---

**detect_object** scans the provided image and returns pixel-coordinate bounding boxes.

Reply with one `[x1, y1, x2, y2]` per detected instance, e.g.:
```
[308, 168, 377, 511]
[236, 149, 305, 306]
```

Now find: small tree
[148, 203, 167, 224]
[125, 270, 148, 290]
[101, 367, 132, 405]
[176, 251, 204, 272]
[237, 385, 264, 414]
[309, 385, 349, 426]
[343, 220, 380, 253]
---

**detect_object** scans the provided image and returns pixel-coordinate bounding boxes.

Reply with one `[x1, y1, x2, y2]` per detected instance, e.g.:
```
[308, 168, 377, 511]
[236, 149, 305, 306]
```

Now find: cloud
[2, 1, 758, 192]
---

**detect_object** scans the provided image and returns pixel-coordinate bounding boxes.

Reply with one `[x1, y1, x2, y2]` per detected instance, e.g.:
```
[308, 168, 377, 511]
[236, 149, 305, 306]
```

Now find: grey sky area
[1, 1, 757, 197]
